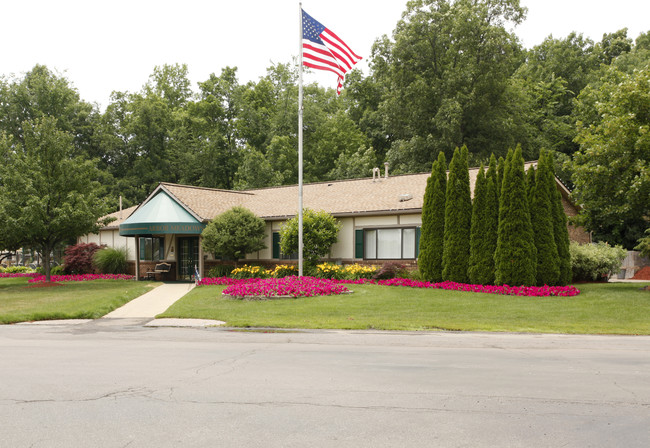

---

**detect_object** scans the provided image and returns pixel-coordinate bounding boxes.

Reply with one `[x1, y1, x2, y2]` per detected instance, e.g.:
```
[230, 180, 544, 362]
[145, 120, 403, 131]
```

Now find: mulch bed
[632, 266, 650, 280]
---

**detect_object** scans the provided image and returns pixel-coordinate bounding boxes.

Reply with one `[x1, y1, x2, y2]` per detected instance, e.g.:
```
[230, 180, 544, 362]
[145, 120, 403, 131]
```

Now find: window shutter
[355, 229, 364, 259]
[415, 227, 421, 257]
[139, 238, 145, 260]
[272, 232, 280, 259]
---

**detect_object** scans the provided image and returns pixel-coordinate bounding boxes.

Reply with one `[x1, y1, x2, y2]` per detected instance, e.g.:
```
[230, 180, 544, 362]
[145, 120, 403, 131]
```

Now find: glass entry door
[178, 237, 199, 281]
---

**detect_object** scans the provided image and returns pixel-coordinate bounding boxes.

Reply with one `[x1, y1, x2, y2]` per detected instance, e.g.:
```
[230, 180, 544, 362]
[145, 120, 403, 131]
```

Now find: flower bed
[200, 275, 580, 298]
[28, 274, 134, 283]
[336, 278, 580, 297]
[221, 277, 350, 299]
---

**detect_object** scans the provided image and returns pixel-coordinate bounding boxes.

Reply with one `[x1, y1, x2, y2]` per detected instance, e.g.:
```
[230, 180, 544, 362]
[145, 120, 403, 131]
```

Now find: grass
[159, 281, 650, 334]
[0, 277, 157, 324]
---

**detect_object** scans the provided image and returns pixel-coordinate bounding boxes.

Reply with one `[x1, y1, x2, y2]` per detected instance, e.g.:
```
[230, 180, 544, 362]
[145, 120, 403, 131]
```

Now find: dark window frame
[139, 237, 165, 261]
[360, 227, 420, 260]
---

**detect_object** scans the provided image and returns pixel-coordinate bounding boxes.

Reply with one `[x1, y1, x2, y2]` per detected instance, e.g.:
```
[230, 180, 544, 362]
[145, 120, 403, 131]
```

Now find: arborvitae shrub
[495, 146, 537, 286]
[530, 151, 560, 286]
[551, 161, 573, 285]
[468, 165, 496, 285]
[418, 152, 447, 281]
[442, 146, 471, 283]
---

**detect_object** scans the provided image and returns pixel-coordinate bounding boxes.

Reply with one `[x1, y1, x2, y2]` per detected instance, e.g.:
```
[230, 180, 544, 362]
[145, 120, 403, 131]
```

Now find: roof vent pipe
[372, 167, 380, 182]
[384, 162, 389, 179]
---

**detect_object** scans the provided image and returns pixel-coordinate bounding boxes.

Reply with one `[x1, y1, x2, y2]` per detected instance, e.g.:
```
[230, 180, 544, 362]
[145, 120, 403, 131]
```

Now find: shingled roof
[159, 172, 433, 222]
[103, 163, 537, 225]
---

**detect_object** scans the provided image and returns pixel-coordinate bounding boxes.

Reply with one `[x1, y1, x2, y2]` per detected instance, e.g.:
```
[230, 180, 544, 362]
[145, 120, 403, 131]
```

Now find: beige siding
[354, 216, 399, 227]
[399, 214, 422, 226]
[261, 223, 273, 259]
[331, 217, 354, 259]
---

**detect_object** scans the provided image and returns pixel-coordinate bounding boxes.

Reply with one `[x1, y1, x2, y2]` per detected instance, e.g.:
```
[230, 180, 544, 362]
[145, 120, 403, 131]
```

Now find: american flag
[301, 9, 362, 95]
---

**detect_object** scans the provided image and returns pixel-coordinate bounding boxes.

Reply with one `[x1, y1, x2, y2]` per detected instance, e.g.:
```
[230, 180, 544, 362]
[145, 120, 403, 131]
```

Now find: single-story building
[79, 164, 590, 280]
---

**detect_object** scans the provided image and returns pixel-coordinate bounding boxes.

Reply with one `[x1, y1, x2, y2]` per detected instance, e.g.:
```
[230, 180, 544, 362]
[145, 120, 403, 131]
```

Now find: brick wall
[561, 196, 591, 244]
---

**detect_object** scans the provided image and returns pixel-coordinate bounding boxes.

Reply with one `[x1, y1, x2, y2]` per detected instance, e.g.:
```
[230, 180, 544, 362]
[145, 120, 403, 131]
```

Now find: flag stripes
[301, 9, 361, 95]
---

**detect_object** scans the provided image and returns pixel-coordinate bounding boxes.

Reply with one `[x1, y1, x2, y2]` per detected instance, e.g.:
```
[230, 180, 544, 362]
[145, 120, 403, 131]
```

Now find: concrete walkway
[102, 282, 196, 319]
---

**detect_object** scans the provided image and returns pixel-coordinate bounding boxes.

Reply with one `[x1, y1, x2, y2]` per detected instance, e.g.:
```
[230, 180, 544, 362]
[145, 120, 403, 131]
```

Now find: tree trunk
[42, 244, 53, 283]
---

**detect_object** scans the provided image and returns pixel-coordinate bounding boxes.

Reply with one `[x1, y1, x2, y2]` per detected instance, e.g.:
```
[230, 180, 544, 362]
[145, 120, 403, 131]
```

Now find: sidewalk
[102, 282, 196, 319]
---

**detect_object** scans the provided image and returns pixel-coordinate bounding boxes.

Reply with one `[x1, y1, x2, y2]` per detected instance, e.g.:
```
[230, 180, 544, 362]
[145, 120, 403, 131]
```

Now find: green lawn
[0, 277, 157, 324]
[159, 281, 650, 334]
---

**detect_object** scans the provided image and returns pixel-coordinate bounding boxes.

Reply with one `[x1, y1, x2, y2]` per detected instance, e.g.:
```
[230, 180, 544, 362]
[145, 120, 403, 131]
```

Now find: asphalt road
[1, 320, 649, 447]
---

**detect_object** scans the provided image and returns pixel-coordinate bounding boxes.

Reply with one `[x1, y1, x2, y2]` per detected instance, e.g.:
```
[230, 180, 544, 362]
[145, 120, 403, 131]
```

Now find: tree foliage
[418, 151, 447, 281]
[573, 66, 650, 248]
[495, 146, 537, 286]
[279, 209, 341, 273]
[442, 146, 471, 283]
[468, 164, 498, 285]
[378, 0, 528, 172]
[0, 117, 110, 281]
[530, 151, 560, 286]
[201, 206, 267, 263]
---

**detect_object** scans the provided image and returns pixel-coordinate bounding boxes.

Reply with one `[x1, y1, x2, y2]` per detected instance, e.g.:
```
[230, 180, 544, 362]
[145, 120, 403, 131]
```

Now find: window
[139, 237, 164, 261]
[358, 227, 420, 260]
[272, 232, 298, 260]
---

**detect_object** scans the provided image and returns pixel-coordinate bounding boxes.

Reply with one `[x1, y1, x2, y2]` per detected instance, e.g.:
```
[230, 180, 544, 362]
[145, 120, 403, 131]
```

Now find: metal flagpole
[298, 3, 304, 277]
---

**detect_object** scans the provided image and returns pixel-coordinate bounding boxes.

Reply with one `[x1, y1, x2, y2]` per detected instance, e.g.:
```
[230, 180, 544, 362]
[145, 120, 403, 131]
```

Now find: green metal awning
[119, 191, 205, 236]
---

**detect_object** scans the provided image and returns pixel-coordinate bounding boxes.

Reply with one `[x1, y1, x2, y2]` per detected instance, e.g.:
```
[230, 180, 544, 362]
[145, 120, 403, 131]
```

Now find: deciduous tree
[0, 117, 110, 281]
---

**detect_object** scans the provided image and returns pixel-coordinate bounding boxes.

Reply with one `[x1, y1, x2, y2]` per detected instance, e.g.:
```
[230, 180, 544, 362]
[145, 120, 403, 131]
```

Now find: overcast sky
[2, 0, 648, 110]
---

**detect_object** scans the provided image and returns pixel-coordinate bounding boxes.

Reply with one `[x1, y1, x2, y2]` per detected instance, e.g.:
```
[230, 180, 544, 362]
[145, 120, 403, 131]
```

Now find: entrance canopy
[119, 191, 205, 236]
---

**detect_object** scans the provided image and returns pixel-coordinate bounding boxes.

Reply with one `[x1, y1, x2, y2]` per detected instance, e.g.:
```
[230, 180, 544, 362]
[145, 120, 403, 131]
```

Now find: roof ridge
[240, 171, 433, 193]
[159, 182, 255, 196]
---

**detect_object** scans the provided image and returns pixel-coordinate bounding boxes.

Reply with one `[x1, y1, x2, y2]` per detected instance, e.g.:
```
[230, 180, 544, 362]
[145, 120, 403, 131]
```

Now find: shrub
[93, 247, 128, 274]
[64, 243, 103, 274]
[495, 146, 537, 286]
[530, 151, 560, 286]
[201, 207, 267, 263]
[1, 265, 35, 273]
[50, 265, 65, 276]
[372, 262, 407, 280]
[271, 264, 298, 278]
[207, 265, 236, 278]
[280, 209, 341, 273]
[231, 264, 270, 279]
[419, 151, 447, 282]
[570, 242, 627, 282]
[442, 146, 472, 283]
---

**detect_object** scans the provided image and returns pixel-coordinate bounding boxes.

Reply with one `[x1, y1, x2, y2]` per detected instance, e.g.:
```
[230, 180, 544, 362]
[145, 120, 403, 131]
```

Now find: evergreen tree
[418, 152, 447, 281]
[550, 160, 573, 285]
[526, 164, 536, 205]
[530, 151, 560, 285]
[487, 153, 498, 185]
[418, 161, 438, 280]
[496, 156, 506, 196]
[468, 165, 495, 284]
[495, 146, 537, 286]
[483, 175, 499, 282]
[442, 146, 472, 283]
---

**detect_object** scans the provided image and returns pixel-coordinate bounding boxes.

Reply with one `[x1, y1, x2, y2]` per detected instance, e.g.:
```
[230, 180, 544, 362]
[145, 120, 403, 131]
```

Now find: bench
[146, 262, 172, 280]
